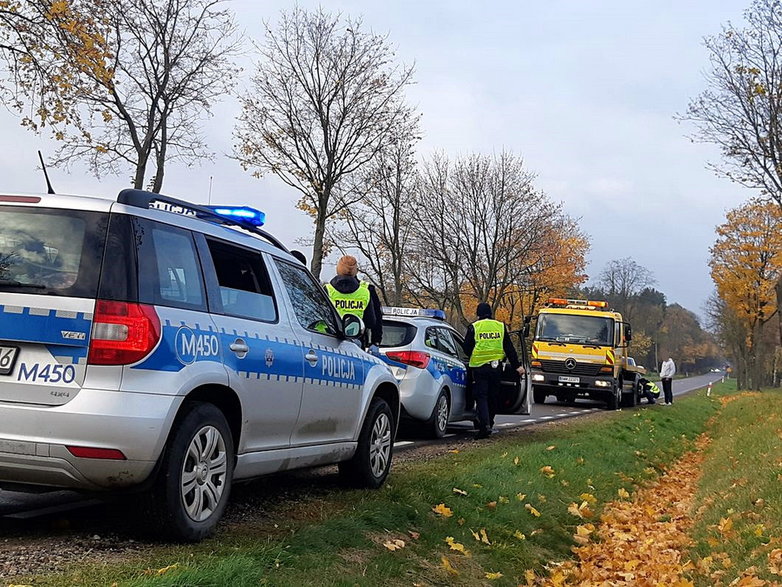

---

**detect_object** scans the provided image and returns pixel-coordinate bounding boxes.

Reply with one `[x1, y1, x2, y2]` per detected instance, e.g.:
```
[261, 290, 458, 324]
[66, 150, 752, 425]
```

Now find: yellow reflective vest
[469, 319, 506, 367]
[326, 281, 370, 318]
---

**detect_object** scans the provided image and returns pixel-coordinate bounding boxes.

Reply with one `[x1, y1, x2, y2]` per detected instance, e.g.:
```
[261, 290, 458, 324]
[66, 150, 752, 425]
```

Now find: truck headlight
[594, 380, 610, 387]
[532, 374, 545, 382]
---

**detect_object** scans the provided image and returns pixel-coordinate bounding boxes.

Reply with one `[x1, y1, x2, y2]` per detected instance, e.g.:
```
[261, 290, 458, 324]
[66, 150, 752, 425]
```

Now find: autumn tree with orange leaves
[709, 199, 782, 389]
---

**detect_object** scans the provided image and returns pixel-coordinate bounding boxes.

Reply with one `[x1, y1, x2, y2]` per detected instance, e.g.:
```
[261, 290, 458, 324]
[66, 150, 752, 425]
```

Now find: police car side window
[205, 239, 277, 323]
[136, 219, 206, 311]
[274, 259, 339, 336]
[436, 328, 459, 358]
[424, 328, 438, 350]
[450, 331, 470, 363]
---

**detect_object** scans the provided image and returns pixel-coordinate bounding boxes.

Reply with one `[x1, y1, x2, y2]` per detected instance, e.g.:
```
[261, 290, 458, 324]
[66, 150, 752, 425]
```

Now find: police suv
[0, 189, 400, 541]
[378, 307, 531, 438]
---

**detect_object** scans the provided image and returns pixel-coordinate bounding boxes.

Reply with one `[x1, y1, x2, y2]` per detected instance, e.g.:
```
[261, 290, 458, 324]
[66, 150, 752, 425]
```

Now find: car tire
[533, 386, 546, 404]
[150, 402, 234, 542]
[339, 397, 394, 489]
[424, 390, 450, 439]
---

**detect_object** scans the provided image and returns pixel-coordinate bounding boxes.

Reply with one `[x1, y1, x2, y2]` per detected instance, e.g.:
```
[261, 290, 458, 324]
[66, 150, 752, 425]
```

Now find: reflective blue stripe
[132, 319, 372, 385]
[0, 305, 91, 347]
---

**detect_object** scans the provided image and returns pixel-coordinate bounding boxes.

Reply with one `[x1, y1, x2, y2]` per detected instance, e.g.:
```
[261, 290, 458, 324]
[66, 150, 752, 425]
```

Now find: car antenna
[37, 150, 56, 194]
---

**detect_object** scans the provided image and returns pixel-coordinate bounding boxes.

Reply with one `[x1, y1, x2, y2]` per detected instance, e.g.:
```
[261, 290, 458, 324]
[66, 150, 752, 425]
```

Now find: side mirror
[342, 314, 365, 339]
[625, 323, 632, 343]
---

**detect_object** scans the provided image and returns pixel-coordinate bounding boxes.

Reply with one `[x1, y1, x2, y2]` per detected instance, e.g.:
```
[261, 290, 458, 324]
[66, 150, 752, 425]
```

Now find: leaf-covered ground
[538, 389, 782, 587]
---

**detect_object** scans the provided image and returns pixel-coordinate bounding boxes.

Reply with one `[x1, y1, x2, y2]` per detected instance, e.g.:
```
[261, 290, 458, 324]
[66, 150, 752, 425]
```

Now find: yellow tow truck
[529, 298, 641, 410]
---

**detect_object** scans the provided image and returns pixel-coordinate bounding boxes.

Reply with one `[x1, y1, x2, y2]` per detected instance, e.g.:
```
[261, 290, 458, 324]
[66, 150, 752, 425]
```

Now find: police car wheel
[153, 402, 234, 542]
[339, 397, 393, 489]
[426, 391, 450, 439]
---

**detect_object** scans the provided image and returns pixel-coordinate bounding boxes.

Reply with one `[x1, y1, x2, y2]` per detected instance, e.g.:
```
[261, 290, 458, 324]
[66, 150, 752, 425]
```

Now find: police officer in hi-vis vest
[325, 255, 383, 352]
[461, 303, 525, 439]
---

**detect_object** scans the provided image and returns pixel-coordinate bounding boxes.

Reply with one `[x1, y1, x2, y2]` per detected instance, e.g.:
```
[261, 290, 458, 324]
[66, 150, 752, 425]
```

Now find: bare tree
[235, 7, 415, 278]
[331, 113, 420, 305]
[683, 0, 782, 205]
[2, 0, 241, 193]
[597, 257, 656, 321]
[408, 151, 571, 329]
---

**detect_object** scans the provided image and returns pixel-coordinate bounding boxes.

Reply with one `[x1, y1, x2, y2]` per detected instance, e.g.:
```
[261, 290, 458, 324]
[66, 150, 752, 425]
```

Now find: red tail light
[88, 300, 161, 365]
[386, 350, 431, 369]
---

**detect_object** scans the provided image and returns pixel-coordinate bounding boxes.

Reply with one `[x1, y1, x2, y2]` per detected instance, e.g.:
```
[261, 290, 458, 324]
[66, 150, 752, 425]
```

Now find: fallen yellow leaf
[432, 503, 453, 518]
[525, 503, 541, 517]
[546, 445, 556, 450]
[618, 487, 630, 499]
[516, 493, 527, 501]
[540, 465, 555, 477]
[513, 456, 520, 465]
[157, 564, 178, 575]
[513, 530, 526, 540]
[453, 487, 468, 496]
[579, 493, 597, 504]
[499, 495, 509, 504]
[480, 528, 491, 545]
[445, 536, 470, 555]
[486, 501, 497, 510]
[485, 571, 503, 580]
[441, 555, 459, 575]
[383, 539, 405, 551]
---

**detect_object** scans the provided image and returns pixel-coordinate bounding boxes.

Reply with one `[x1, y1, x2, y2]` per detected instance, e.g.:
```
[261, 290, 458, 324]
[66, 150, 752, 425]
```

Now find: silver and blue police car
[0, 189, 399, 541]
[377, 307, 470, 438]
[378, 307, 532, 438]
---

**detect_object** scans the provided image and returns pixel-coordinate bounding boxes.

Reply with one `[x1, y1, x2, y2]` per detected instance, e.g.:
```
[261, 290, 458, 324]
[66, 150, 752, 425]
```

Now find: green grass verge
[687, 381, 782, 585]
[27, 393, 720, 586]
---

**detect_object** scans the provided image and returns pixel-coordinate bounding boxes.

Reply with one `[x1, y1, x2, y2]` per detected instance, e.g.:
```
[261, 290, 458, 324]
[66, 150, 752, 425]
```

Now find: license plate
[0, 345, 19, 376]
[558, 375, 580, 384]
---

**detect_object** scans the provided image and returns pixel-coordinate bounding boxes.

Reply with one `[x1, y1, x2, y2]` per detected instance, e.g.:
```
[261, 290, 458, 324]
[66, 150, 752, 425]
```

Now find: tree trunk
[777, 276, 782, 349]
[310, 212, 327, 280]
[133, 157, 148, 189]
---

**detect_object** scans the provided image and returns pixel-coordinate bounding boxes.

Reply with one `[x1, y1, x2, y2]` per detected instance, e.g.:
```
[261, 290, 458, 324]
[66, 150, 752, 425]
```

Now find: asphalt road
[0, 372, 726, 521]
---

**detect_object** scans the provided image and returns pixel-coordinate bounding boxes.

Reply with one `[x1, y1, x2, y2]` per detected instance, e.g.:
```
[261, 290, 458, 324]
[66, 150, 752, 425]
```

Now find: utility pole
[654, 341, 658, 373]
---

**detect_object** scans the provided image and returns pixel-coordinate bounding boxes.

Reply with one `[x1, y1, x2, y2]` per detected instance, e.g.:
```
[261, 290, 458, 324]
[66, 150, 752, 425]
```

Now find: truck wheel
[151, 402, 234, 542]
[606, 382, 621, 411]
[423, 390, 450, 439]
[533, 386, 546, 404]
[620, 378, 637, 408]
[339, 397, 394, 488]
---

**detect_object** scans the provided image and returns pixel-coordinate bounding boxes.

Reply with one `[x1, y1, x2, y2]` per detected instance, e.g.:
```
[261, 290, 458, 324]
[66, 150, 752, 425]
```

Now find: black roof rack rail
[117, 188, 289, 253]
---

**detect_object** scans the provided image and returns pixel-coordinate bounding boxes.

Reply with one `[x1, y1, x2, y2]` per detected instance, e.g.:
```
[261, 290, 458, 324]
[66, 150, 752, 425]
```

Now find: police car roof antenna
[37, 151, 56, 195]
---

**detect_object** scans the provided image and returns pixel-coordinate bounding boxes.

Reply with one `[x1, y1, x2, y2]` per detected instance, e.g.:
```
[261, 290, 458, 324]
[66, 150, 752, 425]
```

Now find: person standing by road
[461, 303, 526, 439]
[325, 255, 383, 352]
[660, 356, 676, 405]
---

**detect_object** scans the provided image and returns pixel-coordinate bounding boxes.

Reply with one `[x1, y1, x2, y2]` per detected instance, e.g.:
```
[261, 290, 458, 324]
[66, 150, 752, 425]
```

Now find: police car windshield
[536, 314, 613, 346]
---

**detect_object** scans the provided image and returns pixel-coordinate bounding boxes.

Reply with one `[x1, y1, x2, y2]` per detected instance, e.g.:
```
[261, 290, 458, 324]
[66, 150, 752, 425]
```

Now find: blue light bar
[206, 205, 266, 227]
[382, 306, 446, 320]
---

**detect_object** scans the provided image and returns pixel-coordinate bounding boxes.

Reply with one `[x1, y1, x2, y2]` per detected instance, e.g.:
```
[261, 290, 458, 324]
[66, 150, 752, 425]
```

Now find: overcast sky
[1, 0, 754, 320]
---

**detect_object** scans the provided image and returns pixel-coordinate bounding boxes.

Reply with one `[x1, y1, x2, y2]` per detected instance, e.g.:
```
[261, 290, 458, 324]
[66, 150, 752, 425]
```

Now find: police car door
[197, 236, 303, 452]
[272, 259, 366, 446]
[434, 328, 468, 417]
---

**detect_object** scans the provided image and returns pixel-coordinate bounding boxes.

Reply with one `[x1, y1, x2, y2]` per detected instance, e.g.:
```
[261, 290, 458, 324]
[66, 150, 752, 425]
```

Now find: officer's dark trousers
[472, 363, 500, 432]
[662, 378, 673, 404]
